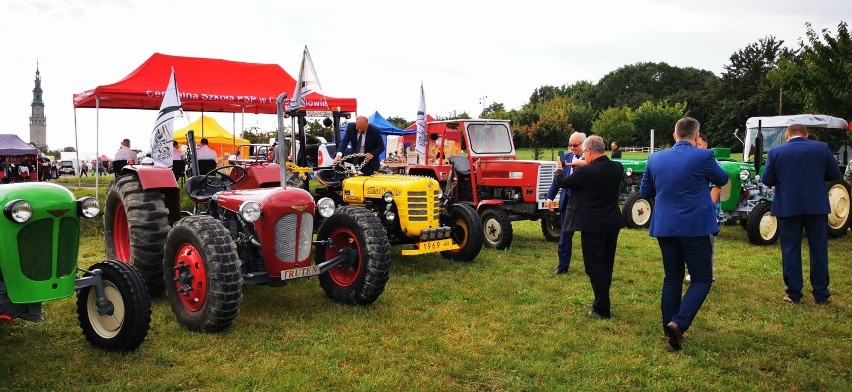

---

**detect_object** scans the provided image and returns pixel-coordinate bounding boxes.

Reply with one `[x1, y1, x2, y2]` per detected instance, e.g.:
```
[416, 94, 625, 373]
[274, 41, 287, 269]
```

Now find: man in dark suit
[554, 135, 624, 319]
[640, 117, 728, 351]
[334, 115, 385, 175]
[762, 123, 841, 305]
[546, 132, 586, 275]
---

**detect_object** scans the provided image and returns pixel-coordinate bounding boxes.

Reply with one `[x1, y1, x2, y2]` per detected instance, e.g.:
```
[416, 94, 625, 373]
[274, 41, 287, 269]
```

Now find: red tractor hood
[214, 187, 315, 214]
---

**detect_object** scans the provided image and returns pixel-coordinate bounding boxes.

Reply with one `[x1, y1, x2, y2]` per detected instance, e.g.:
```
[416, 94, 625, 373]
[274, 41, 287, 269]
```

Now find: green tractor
[1, 183, 151, 350]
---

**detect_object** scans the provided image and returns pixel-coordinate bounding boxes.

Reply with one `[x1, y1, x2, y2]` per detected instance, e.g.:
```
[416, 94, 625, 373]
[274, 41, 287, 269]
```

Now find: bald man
[334, 115, 385, 175]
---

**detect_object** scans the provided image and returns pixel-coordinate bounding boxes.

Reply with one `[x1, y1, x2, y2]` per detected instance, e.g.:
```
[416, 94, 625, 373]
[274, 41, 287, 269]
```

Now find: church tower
[29, 63, 47, 148]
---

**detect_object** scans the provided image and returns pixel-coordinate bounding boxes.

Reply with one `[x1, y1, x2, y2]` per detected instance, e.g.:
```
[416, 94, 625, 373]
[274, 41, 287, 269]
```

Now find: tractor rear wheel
[104, 175, 171, 296]
[541, 215, 561, 242]
[315, 206, 390, 305]
[441, 203, 484, 261]
[481, 207, 512, 250]
[163, 215, 242, 332]
[623, 191, 653, 229]
[826, 180, 851, 237]
[746, 201, 779, 245]
[76, 260, 151, 351]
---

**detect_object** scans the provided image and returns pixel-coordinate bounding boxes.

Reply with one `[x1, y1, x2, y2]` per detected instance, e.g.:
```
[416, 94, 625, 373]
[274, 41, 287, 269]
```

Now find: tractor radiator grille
[274, 212, 314, 262]
[407, 190, 441, 222]
[57, 218, 79, 277]
[18, 219, 54, 281]
[537, 162, 557, 209]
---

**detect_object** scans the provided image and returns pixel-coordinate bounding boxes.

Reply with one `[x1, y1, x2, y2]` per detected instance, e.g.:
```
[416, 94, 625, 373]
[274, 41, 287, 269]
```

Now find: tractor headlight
[739, 170, 749, 181]
[77, 196, 100, 218]
[625, 168, 634, 177]
[238, 201, 262, 222]
[4, 200, 32, 223]
[383, 191, 394, 203]
[437, 188, 444, 198]
[317, 197, 336, 218]
[384, 210, 396, 221]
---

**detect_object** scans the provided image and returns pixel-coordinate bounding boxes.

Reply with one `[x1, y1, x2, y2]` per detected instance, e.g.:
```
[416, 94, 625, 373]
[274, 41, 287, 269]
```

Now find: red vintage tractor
[407, 119, 560, 249]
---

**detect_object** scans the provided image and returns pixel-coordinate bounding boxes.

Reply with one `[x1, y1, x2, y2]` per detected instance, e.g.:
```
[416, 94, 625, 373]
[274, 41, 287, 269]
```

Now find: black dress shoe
[554, 268, 568, 275]
[815, 298, 831, 305]
[587, 310, 611, 319]
[665, 321, 683, 351]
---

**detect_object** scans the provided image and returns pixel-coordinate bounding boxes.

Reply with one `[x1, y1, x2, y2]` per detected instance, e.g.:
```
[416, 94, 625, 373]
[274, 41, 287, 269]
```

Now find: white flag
[150, 68, 184, 167]
[287, 46, 322, 111]
[415, 82, 427, 163]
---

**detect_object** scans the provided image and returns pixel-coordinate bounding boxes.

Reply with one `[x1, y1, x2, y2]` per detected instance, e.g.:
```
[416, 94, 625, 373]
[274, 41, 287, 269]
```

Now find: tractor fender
[476, 199, 503, 213]
[124, 166, 182, 223]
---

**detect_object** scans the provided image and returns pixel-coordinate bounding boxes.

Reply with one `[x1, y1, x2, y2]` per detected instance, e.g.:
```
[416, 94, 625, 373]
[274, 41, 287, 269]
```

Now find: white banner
[415, 82, 427, 163]
[287, 46, 322, 112]
[150, 68, 184, 167]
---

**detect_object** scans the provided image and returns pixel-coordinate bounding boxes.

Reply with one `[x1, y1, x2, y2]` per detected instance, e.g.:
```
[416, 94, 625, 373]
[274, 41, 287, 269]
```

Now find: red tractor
[407, 119, 560, 249]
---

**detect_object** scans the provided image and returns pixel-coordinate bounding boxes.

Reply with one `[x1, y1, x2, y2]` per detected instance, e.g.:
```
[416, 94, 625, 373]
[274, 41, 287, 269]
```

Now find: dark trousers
[777, 215, 830, 302]
[581, 230, 620, 317]
[556, 229, 574, 271]
[658, 236, 713, 333]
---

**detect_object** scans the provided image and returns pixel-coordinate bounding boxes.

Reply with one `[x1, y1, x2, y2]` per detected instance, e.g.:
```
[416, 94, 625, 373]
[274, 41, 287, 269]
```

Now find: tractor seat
[449, 155, 470, 176]
[184, 175, 222, 203]
[315, 168, 343, 187]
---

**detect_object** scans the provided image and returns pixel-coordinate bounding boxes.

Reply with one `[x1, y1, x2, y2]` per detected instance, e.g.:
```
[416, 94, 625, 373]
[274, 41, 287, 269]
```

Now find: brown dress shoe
[665, 321, 683, 351]
[783, 295, 801, 304]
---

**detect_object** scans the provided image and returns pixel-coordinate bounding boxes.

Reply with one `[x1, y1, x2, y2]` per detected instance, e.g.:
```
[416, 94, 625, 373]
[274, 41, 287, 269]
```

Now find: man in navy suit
[640, 117, 728, 351]
[762, 123, 841, 305]
[334, 115, 385, 175]
[546, 132, 586, 274]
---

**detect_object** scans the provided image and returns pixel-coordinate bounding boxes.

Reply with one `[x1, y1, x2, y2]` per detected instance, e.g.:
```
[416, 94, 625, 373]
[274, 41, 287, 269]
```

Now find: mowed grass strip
[2, 207, 849, 391]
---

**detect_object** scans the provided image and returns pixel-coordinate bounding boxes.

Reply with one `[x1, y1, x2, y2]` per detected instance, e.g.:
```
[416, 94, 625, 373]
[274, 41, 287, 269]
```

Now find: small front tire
[746, 201, 778, 245]
[480, 207, 512, 250]
[441, 203, 484, 261]
[623, 191, 653, 229]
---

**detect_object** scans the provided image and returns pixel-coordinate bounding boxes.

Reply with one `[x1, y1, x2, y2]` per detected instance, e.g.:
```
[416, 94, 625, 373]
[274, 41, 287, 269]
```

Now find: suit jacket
[761, 137, 841, 217]
[555, 156, 625, 233]
[547, 153, 583, 214]
[338, 123, 385, 174]
[640, 141, 728, 237]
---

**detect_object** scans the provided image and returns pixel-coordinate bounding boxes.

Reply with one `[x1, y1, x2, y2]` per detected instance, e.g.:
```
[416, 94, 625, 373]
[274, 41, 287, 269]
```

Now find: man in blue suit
[640, 117, 728, 351]
[546, 132, 585, 274]
[762, 123, 841, 305]
[334, 116, 385, 175]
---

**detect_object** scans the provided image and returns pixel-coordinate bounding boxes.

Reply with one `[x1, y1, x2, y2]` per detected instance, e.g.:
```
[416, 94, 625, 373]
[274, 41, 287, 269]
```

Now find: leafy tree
[564, 103, 597, 134]
[241, 126, 276, 144]
[591, 106, 635, 147]
[386, 116, 410, 129]
[528, 85, 570, 107]
[62, 146, 76, 152]
[773, 21, 852, 119]
[481, 102, 506, 118]
[437, 111, 470, 120]
[633, 101, 688, 147]
[565, 80, 597, 105]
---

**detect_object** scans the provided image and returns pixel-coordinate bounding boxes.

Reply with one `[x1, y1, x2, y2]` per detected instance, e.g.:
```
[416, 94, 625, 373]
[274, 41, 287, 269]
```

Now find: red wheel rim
[173, 243, 208, 312]
[325, 228, 362, 287]
[113, 201, 131, 262]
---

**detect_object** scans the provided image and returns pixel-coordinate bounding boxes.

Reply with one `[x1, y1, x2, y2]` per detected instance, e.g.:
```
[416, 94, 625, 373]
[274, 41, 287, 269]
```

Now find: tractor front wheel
[76, 260, 151, 351]
[441, 203, 484, 261]
[315, 206, 390, 305]
[746, 201, 779, 245]
[826, 180, 851, 237]
[163, 215, 242, 332]
[480, 207, 512, 250]
[541, 215, 561, 242]
[623, 191, 654, 229]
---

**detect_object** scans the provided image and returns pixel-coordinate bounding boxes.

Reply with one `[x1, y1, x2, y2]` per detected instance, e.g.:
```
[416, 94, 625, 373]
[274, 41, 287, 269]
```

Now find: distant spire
[32, 62, 43, 106]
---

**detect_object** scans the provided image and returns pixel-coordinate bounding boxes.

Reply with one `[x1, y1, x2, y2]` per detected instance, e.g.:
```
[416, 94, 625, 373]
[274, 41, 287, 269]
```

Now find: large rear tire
[826, 180, 851, 237]
[746, 201, 779, 245]
[315, 206, 390, 305]
[541, 215, 561, 242]
[104, 175, 171, 296]
[480, 207, 512, 250]
[441, 203, 484, 261]
[76, 260, 152, 351]
[623, 191, 653, 229]
[163, 215, 242, 332]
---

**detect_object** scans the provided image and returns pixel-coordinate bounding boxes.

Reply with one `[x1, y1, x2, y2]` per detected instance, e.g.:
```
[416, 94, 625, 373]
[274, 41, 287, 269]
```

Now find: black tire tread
[746, 201, 778, 245]
[441, 203, 484, 261]
[622, 191, 654, 229]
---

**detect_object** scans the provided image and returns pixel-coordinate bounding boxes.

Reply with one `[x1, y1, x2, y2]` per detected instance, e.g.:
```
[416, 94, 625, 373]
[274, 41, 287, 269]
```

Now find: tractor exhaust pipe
[276, 93, 289, 188]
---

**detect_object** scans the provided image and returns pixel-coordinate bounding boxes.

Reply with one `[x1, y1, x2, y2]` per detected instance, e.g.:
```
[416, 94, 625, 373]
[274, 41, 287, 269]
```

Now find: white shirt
[115, 146, 136, 161]
[172, 146, 185, 160]
[195, 145, 218, 160]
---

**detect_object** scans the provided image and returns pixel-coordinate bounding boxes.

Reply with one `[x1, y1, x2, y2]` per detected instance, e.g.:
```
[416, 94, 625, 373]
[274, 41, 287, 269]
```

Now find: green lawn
[1, 186, 850, 390]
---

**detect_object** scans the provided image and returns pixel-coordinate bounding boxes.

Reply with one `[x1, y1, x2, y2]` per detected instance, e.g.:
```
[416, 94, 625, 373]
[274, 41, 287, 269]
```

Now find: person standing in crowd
[80, 161, 88, 177]
[554, 135, 624, 319]
[334, 115, 385, 175]
[171, 140, 186, 180]
[610, 141, 622, 159]
[195, 138, 218, 160]
[762, 123, 841, 305]
[546, 132, 586, 275]
[640, 117, 728, 351]
[685, 133, 722, 284]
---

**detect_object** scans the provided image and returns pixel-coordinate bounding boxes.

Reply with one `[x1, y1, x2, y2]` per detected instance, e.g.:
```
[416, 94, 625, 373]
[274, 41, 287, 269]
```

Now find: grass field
[1, 180, 850, 391]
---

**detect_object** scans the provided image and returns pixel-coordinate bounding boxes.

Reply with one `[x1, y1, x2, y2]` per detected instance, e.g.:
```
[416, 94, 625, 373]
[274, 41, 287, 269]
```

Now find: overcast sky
[0, 0, 849, 158]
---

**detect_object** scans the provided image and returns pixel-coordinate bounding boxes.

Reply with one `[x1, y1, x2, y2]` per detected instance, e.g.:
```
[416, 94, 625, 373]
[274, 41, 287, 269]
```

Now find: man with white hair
[546, 132, 586, 275]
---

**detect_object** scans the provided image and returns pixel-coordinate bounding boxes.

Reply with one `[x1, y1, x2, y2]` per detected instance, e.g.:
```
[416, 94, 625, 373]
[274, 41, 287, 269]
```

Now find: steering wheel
[202, 165, 248, 189]
[333, 153, 369, 176]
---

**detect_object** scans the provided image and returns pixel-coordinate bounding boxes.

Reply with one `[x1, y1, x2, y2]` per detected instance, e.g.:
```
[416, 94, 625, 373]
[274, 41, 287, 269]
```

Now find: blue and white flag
[150, 68, 184, 167]
[415, 82, 427, 163]
[287, 46, 322, 111]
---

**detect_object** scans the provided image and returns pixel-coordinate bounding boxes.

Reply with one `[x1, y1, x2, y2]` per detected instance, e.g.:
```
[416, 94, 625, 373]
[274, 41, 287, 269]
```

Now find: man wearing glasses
[546, 132, 586, 275]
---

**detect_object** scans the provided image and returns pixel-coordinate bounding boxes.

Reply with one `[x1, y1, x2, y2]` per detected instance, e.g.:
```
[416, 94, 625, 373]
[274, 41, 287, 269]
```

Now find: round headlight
[78, 196, 100, 218]
[625, 168, 634, 177]
[739, 170, 749, 181]
[238, 201, 262, 222]
[317, 197, 336, 218]
[437, 188, 444, 198]
[384, 210, 396, 221]
[383, 191, 394, 203]
[4, 200, 32, 223]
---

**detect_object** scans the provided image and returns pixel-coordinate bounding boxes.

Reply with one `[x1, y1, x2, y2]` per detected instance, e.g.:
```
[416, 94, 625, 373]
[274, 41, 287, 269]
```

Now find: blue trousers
[777, 215, 830, 302]
[658, 236, 713, 333]
[556, 229, 575, 271]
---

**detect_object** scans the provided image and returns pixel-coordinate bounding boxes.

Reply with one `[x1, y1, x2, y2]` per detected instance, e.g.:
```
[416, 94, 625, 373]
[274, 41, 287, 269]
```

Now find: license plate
[280, 265, 319, 280]
[401, 238, 459, 255]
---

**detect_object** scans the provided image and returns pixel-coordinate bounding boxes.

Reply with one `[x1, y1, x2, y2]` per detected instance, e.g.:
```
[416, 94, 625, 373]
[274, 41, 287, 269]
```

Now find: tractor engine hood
[214, 187, 315, 215]
[342, 174, 439, 204]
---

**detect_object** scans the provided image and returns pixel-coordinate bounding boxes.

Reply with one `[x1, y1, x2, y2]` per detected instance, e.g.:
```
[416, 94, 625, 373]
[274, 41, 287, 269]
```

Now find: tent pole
[95, 98, 100, 203]
[232, 112, 236, 158]
[241, 107, 245, 159]
[73, 108, 81, 188]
